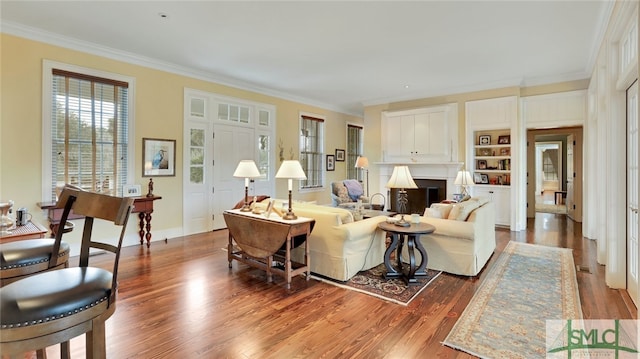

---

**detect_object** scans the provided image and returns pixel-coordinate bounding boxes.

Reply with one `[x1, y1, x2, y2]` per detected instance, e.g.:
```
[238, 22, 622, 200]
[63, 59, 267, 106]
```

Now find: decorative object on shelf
[480, 174, 489, 184]
[498, 135, 511, 144]
[275, 160, 307, 220]
[477, 160, 487, 169]
[479, 135, 491, 145]
[454, 170, 474, 197]
[500, 148, 510, 156]
[335, 149, 345, 161]
[123, 184, 142, 197]
[480, 148, 492, 156]
[233, 160, 262, 212]
[0, 200, 14, 236]
[326, 155, 335, 171]
[143, 138, 176, 177]
[147, 178, 154, 197]
[385, 166, 417, 227]
[355, 156, 369, 197]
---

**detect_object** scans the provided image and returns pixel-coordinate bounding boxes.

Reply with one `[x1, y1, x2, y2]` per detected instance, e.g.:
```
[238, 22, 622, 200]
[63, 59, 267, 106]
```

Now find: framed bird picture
[143, 138, 176, 177]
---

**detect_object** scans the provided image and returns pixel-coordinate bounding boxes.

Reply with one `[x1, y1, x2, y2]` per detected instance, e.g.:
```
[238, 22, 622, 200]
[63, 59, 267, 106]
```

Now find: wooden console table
[38, 195, 162, 247]
[0, 221, 48, 243]
[223, 209, 315, 289]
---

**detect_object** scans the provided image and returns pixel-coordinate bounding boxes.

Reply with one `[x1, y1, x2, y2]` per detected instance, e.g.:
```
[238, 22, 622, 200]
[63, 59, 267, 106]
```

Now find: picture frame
[474, 173, 482, 184]
[479, 148, 492, 156]
[123, 184, 142, 197]
[335, 149, 345, 162]
[479, 135, 491, 145]
[498, 135, 511, 144]
[477, 160, 487, 169]
[500, 147, 510, 156]
[480, 174, 490, 184]
[326, 155, 335, 171]
[143, 138, 176, 177]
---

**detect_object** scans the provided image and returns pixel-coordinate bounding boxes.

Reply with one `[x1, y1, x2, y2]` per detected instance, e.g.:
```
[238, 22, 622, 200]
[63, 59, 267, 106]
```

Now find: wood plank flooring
[39, 212, 635, 358]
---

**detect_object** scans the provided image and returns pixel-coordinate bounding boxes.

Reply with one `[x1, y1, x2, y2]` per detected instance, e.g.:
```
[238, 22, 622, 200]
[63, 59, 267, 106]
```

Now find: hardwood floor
[40, 213, 635, 358]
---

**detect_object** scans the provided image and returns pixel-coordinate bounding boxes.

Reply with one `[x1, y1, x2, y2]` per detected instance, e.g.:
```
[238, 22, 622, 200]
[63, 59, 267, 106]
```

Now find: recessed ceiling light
[404, 85, 410, 89]
[158, 12, 169, 19]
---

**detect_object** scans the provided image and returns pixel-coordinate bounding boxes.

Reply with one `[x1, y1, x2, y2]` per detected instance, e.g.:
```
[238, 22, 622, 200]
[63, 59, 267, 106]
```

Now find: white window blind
[299, 115, 324, 189]
[347, 124, 363, 180]
[50, 69, 129, 199]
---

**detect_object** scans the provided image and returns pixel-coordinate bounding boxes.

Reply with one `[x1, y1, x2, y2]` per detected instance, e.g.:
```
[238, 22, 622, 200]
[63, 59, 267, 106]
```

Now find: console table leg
[138, 212, 145, 245]
[144, 212, 153, 247]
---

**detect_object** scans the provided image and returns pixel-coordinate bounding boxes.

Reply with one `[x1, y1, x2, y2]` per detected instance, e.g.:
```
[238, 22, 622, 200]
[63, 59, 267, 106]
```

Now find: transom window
[299, 114, 324, 189]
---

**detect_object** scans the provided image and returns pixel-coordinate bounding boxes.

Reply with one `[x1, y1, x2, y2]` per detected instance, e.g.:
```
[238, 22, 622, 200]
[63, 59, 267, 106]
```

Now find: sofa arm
[334, 216, 387, 241]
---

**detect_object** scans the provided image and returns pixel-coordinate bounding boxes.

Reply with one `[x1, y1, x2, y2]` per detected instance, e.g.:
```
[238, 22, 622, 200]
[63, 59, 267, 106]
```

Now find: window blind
[50, 69, 129, 199]
[347, 124, 363, 180]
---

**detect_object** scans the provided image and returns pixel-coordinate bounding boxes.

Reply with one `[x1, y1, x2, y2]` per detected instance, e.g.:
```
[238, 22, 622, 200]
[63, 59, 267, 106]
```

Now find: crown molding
[1, 21, 361, 117]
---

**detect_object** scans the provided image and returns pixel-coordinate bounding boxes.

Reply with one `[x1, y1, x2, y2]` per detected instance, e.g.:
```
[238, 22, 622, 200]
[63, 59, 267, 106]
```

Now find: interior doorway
[526, 127, 583, 222]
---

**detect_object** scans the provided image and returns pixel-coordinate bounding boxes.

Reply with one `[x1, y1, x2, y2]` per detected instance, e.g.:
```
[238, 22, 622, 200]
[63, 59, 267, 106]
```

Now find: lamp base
[282, 210, 298, 220]
[394, 215, 411, 227]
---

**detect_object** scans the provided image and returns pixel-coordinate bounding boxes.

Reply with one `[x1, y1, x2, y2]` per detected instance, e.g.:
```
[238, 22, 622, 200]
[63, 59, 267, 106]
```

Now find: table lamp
[355, 156, 369, 197]
[233, 160, 262, 212]
[275, 160, 307, 220]
[454, 169, 474, 197]
[386, 166, 417, 227]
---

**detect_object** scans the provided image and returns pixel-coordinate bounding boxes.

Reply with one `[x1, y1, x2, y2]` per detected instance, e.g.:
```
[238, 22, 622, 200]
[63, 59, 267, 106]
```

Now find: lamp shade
[454, 170, 474, 186]
[354, 156, 369, 169]
[233, 160, 261, 178]
[385, 166, 418, 189]
[275, 160, 307, 180]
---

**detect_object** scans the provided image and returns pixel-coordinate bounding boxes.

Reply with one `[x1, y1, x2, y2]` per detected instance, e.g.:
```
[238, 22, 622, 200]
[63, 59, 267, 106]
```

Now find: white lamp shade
[233, 160, 261, 178]
[275, 160, 307, 180]
[454, 170, 474, 186]
[385, 166, 418, 189]
[354, 156, 369, 168]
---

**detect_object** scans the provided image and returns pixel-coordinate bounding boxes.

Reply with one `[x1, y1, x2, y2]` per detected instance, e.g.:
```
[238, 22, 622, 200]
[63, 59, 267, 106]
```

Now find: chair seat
[0, 267, 113, 328]
[0, 238, 70, 270]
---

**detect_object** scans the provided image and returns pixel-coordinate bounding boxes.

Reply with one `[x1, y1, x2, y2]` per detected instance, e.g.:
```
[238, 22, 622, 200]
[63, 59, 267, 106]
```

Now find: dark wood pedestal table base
[377, 221, 436, 285]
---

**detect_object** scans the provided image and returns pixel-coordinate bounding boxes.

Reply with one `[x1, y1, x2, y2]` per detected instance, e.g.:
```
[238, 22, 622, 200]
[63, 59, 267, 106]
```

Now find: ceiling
[1, 1, 612, 116]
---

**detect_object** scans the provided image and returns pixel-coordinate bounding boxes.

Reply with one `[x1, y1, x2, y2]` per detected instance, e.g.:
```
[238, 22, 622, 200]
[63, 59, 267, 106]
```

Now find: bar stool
[0, 193, 75, 287]
[0, 188, 134, 358]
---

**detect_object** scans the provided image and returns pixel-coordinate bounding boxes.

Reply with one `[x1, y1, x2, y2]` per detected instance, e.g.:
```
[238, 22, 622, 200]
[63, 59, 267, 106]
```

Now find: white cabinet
[382, 104, 457, 163]
[471, 185, 511, 227]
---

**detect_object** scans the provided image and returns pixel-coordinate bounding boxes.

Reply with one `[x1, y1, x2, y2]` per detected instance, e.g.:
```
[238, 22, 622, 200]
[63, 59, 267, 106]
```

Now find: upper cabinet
[381, 103, 458, 163]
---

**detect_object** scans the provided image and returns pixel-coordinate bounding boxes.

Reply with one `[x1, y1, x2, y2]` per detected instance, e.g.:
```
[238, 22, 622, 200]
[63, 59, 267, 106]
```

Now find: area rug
[443, 241, 582, 359]
[535, 203, 567, 214]
[312, 263, 442, 306]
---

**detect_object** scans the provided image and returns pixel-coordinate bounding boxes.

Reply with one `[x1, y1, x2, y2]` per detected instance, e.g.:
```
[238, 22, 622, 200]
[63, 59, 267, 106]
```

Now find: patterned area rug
[312, 263, 442, 306]
[443, 241, 582, 359]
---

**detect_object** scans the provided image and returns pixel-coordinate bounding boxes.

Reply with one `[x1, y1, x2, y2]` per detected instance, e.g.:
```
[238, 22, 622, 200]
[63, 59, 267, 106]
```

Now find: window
[43, 62, 134, 200]
[542, 150, 558, 181]
[299, 114, 324, 189]
[346, 124, 364, 180]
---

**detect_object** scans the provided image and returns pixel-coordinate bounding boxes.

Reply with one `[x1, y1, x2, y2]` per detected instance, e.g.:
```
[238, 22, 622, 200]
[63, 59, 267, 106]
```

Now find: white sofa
[254, 199, 387, 281]
[404, 197, 496, 276]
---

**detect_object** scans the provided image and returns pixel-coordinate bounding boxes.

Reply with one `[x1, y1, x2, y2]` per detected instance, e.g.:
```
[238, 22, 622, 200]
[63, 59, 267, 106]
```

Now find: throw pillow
[424, 203, 454, 219]
[335, 183, 351, 204]
[469, 196, 490, 206]
[447, 200, 481, 221]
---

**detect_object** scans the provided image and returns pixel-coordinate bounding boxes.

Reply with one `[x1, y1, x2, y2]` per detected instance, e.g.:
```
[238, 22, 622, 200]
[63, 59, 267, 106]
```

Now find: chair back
[56, 187, 134, 302]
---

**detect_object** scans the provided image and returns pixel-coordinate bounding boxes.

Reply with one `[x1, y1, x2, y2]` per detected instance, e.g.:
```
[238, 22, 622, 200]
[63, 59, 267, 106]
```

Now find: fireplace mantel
[375, 161, 464, 201]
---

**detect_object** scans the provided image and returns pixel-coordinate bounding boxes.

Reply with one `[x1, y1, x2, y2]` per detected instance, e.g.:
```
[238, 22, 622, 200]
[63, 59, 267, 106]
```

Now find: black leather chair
[0, 195, 75, 287]
[0, 187, 134, 358]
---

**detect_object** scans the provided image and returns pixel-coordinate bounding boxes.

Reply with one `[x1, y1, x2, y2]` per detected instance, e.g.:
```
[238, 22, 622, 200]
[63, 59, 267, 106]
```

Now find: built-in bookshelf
[473, 129, 511, 186]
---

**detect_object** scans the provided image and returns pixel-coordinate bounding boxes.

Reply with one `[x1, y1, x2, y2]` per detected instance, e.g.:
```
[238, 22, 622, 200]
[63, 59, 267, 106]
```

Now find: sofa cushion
[448, 200, 481, 221]
[469, 196, 490, 206]
[425, 203, 454, 219]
